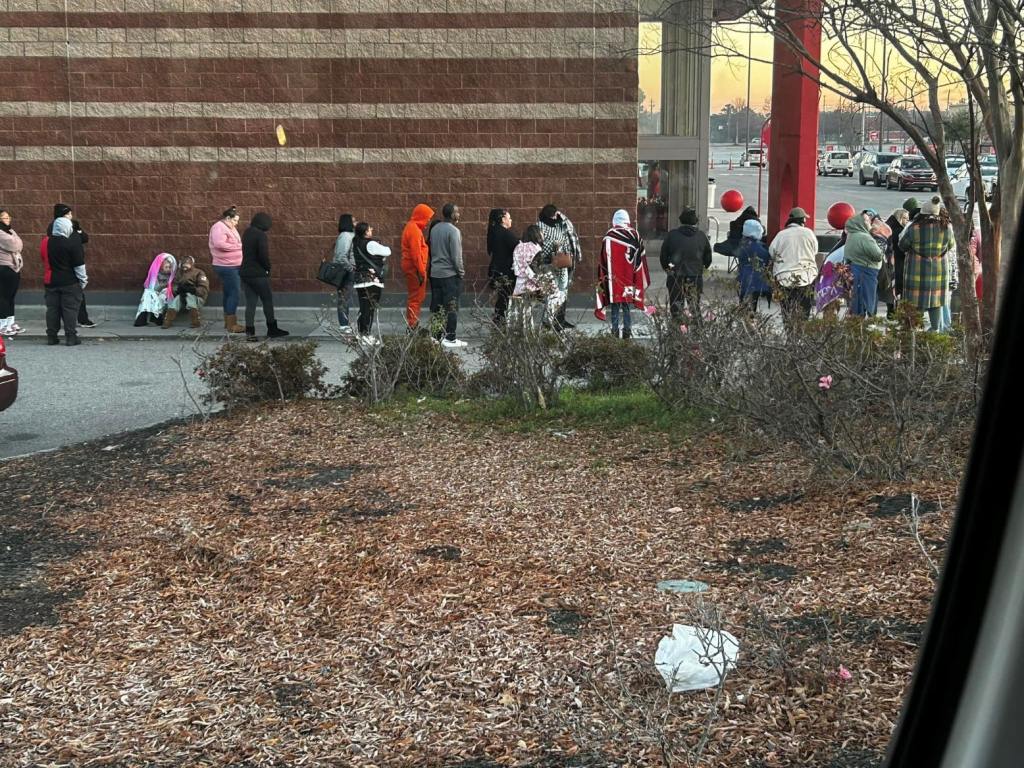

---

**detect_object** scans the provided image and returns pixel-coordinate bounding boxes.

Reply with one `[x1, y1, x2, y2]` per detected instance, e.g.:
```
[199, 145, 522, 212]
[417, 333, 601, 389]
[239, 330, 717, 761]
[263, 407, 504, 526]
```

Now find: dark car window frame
[885, 205, 1024, 766]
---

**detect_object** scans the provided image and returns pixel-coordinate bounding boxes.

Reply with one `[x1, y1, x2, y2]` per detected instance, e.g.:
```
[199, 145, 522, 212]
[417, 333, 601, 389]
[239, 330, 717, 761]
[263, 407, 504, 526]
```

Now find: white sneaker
[441, 338, 468, 348]
[359, 334, 381, 346]
[338, 324, 354, 334]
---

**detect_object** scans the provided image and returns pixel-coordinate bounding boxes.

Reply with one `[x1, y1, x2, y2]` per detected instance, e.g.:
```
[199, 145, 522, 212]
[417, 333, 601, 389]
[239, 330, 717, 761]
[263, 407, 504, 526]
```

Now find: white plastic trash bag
[654, 623, 740, 693]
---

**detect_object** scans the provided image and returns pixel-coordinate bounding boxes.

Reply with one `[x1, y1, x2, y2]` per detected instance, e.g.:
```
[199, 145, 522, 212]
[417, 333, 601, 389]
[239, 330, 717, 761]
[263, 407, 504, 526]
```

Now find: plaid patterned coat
[899, 217, 950, 310]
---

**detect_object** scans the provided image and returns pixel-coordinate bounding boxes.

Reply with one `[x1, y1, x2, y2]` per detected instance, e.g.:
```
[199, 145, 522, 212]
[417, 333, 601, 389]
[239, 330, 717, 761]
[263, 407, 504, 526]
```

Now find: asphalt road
[707, 167, 925, 231]
[0, 339, 361, 461]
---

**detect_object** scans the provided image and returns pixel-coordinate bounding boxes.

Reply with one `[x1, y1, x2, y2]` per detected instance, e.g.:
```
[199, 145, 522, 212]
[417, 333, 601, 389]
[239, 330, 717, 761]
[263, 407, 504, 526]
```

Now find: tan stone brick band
[0, 100, 638, 120]
[19, 0, 631, 14]
[0, 25, 634, 57]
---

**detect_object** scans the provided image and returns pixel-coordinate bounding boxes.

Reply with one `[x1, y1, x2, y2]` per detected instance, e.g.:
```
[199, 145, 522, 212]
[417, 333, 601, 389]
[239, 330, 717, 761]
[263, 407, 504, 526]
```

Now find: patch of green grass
[382, 387, 704, 434]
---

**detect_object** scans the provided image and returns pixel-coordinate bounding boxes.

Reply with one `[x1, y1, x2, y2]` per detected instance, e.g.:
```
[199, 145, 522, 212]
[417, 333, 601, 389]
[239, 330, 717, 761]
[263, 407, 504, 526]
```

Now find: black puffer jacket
[240, 212, 273, 278]
[659, 225, 712, 279]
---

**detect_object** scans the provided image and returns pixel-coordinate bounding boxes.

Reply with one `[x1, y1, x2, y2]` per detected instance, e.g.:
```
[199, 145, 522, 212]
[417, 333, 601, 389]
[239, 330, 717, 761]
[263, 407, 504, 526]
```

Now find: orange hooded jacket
[401, 204, 434, 278]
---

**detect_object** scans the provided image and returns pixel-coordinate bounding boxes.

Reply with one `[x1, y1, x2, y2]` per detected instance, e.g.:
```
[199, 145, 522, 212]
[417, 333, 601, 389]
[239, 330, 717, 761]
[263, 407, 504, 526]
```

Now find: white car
[741, 147, 766, 167]
[951, 160, 999, 201]
[817, 150, 853, 176]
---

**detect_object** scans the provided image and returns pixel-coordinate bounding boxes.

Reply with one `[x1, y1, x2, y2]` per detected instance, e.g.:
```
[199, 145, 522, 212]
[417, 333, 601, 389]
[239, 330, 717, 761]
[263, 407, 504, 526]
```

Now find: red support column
[767, 0, 822, 238]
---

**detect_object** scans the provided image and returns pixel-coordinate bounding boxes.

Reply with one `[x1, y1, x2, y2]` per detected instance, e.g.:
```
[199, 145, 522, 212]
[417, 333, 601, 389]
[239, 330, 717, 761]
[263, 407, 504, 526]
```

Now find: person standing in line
[842, 213, 884, 317]
[42, 216, 86, 346]
[352, 221, 392, 344]
[536, 204, 582, 330]
[428, 203, 468, 348]
[333, 213, 357, 334]
[899, 197, 950, 332]
[486, 208, 519, 325]
[886, 201, 915, 308]
[735, 219, 772, 314]
[659, 208, 712, 320]
[596, 209, 649, 339]
[0, 209, 25, 336]
[400, 203, 434, 333]
[937, 199, 959, 331]
[239, 212, 288, 341]
[769, 206, 819, 328]
[208, 206, 245, 333]
[50, 204, 96, 328]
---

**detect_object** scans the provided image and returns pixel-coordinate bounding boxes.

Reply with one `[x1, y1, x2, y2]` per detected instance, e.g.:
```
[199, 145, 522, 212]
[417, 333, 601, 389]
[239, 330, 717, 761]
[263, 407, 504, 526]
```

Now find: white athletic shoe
[338, 324, 354, 335]
[359, 334, 381, 346]
[441, 338, 468, 348]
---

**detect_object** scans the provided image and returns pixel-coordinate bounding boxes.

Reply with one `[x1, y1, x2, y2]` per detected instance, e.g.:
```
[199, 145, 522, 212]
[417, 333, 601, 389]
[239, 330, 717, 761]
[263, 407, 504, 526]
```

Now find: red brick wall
[0, 7, 638, 294]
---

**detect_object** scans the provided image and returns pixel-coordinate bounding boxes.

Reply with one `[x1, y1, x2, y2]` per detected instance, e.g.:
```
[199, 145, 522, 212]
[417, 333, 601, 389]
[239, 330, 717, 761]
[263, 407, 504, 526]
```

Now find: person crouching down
[134, 253, 177, 327]
[164, 255, 209, 328]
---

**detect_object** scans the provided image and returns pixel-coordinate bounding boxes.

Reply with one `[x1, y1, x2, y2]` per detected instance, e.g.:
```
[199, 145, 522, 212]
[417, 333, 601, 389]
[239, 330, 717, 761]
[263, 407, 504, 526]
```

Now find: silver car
[859, 151, 901, 187]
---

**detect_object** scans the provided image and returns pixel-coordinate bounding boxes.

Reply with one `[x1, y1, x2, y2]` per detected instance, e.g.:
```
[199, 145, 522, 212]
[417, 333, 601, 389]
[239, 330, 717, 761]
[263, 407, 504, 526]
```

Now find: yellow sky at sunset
[640, 23, 967, 117]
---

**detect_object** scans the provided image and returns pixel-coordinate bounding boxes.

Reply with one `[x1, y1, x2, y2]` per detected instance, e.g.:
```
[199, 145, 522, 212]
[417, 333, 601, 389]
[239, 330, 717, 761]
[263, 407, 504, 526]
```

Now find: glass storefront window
[637, 159, 700, 239]
[638, 22, 662, 135]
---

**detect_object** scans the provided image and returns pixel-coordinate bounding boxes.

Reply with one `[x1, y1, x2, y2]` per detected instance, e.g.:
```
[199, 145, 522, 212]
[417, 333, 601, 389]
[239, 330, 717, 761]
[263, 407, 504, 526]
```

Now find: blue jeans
[336, 272, 353, 327]
[213, 265, 241, 315]
[610, 303, 632, 334]
[850, 264, 879, 317]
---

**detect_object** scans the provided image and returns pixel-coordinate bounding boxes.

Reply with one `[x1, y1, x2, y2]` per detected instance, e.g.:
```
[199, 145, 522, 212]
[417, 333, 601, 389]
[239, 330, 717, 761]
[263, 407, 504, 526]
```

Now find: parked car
[951, 160, 1000, 201]
[859, 151, 900, 186]
[817, 150, 853, 176]
[0, 335, 17, 411]
[740, 147, 766, 167]
[946, 155, 966, 172]
[886, 155, 938, 191]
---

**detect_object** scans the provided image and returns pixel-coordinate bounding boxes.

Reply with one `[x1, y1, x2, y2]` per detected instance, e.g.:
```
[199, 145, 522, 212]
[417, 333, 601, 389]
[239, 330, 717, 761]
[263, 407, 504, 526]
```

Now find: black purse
[317, 259, 348, 289]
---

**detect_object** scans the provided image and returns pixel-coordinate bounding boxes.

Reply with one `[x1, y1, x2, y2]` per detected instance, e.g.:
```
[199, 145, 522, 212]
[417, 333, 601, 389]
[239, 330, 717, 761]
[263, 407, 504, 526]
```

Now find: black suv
[859, 151, 900, 187]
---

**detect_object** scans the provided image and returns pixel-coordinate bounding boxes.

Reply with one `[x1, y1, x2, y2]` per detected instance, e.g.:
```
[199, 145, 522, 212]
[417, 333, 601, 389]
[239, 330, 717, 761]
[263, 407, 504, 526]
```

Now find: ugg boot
[162, 309, 178, 328]
[65, 334, 81, 347]
[267, 321, 290, 339]
[133, 312, 151, 327]
[245, 325, 258, 342]
[224, 314, 245, 333]
[190, 308, 202, 328]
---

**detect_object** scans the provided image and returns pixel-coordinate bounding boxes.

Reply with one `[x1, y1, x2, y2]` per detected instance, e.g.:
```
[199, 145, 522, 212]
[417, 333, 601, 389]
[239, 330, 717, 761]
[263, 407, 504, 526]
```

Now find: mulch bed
[0, 401, 958, 766]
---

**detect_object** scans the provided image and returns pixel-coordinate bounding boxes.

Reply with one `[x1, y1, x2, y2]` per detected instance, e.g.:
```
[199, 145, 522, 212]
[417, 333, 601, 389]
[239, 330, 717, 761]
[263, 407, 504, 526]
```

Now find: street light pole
[745, 17, 753, 153]
[879, 36, 887, 150]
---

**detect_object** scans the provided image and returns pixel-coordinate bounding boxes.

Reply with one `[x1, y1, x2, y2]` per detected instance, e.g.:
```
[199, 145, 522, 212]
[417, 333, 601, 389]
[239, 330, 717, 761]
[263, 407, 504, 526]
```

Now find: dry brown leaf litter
[0, 402, 959, 767]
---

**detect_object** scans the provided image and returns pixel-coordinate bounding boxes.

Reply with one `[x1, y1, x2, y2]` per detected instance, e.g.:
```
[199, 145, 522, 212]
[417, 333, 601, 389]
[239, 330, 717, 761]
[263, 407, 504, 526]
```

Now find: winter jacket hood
[844, 217, 883, 269]
[250, 212, 272, 231]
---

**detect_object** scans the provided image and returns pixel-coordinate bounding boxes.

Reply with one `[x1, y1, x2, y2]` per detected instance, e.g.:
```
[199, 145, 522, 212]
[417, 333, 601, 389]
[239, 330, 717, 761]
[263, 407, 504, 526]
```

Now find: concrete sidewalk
[8, 263, 750, 342]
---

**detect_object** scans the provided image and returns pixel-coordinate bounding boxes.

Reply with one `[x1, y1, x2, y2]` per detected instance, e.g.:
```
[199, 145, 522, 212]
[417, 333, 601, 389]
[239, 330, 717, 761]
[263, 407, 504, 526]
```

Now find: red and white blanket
[595, 224, 650, 320]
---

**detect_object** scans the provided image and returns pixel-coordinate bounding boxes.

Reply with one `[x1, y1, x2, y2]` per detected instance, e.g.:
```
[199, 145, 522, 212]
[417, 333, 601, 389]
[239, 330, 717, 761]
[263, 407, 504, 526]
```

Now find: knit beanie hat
[53, 203, 72, 219]
[920, 198, 941, 216]
[742, 219, 765, 240]
[902, 198, 920, 214]
[679, 208, 699, 226]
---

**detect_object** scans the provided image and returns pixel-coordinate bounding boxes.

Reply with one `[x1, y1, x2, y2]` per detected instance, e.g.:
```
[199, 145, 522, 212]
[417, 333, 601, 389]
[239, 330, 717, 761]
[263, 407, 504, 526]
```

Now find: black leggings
[242, 275, 276, 327]
[357, 286, 382, 335]
[0, 265, 20, 318]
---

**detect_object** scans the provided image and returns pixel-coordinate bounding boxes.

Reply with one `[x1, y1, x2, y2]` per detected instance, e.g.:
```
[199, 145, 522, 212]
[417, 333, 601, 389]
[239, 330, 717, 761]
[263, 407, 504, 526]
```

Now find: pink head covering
[144, 253, 177, 301]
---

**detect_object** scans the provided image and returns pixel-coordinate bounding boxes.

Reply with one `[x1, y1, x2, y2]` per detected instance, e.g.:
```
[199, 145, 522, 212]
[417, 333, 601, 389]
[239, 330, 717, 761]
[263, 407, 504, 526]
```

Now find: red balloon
[827, 201, 856, 230]
[720, 189, 744, 213]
